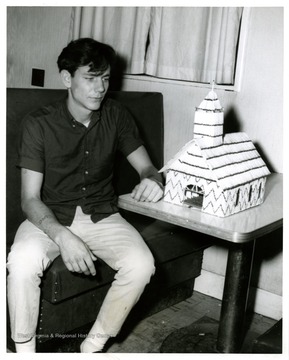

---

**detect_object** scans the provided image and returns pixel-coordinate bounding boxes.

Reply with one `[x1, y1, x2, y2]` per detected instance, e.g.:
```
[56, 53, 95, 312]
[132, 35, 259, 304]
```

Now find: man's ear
[60, 70, 72, 88]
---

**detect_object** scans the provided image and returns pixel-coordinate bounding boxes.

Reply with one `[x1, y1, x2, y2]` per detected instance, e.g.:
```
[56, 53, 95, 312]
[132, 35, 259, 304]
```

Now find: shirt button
[82, 187, 86, 191]
[85, 150, 89, 155]
[85, 170, 89, 175]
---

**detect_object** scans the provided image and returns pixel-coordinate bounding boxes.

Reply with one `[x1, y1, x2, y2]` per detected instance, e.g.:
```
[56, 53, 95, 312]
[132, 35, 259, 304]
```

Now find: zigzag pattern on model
[205, 188, 223, 203]
[203, 199, 235, 216]
[165, 177, 184, 190]
[203, 187, 234, 216]
[164, 175, 184, 203]
[164, 187, 183, 203]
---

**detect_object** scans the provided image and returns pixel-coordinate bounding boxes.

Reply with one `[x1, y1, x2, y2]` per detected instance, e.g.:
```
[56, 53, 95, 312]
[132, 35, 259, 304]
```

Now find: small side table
[118, 173, 283, 353]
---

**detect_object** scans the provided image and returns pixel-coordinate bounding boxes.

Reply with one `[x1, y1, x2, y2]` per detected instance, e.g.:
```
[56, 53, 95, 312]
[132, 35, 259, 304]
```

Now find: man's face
[66, 65, 111, 113]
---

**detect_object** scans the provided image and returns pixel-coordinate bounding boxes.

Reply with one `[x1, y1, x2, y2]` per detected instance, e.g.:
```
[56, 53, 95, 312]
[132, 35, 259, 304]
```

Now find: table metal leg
[217, 240, 255, 353]
[160, 239, 256, 353]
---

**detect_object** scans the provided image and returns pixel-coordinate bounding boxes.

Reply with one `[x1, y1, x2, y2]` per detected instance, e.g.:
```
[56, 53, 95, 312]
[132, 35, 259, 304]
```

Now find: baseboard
[194, 270, 282, 320]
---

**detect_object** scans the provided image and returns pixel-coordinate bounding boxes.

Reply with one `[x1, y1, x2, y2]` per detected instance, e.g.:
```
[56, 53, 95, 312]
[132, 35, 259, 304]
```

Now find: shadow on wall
[247, 227, 283, 314]
[110, 54, 127, 91]
[252, 227, 283, 270]
[224, 107, 242, 134]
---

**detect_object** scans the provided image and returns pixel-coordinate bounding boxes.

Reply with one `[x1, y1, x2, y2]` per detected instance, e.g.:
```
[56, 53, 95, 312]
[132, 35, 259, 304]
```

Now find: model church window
[235, 189, 240, 206]
[184, 184, 204, 207]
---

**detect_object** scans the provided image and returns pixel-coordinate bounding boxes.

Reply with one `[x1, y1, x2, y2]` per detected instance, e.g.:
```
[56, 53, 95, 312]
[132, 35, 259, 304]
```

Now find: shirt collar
[61, 97, 101, 127]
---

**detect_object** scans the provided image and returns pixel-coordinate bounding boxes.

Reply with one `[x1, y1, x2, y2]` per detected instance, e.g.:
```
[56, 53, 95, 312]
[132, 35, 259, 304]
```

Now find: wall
[7, 6, 72, 89]
[7, 6, 283, 319]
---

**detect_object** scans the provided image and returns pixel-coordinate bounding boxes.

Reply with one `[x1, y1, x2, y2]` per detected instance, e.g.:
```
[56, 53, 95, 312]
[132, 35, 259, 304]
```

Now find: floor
[8, 290, 278, 354]
[105, 291, 277, 354]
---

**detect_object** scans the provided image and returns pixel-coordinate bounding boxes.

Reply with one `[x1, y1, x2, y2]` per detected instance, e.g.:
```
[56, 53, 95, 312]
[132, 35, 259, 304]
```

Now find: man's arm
[21, 168, 97, 276]
[126, 145, 164, 202]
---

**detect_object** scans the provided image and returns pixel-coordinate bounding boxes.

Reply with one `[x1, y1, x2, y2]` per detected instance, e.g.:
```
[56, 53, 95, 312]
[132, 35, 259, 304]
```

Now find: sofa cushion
[41, 256, 116, 303]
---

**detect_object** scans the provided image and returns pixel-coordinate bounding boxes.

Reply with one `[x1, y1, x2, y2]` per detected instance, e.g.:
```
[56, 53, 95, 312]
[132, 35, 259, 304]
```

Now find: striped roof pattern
[161, 132, 270, 190]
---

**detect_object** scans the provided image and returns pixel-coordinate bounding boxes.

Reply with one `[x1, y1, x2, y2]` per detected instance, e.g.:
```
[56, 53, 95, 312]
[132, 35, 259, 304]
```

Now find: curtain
[71, 7, 243, 84]
[145, 7, 243, 84]
[70, 7, 151, 73]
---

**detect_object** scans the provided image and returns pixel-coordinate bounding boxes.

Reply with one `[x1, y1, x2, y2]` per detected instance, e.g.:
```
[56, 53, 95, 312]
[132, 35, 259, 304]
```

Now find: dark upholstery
[7, 88, 211, 345]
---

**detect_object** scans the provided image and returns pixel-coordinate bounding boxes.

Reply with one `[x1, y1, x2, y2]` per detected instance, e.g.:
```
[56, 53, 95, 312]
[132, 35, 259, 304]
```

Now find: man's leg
[71, 211, 155, 353]
[6, 220, 60, 352]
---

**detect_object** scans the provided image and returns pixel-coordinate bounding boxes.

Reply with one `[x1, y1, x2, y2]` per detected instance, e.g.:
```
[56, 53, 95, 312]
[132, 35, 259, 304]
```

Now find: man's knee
[7, 243, 50, 281]
[124, 249, 155, 286]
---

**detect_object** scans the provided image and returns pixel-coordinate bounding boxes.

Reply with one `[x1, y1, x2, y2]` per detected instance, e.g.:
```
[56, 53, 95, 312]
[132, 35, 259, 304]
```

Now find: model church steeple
[193, 85, 224, 147]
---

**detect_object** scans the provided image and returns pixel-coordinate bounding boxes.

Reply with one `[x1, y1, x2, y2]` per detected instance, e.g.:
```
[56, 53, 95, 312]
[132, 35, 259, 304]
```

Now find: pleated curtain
[70, 6, 243, 85]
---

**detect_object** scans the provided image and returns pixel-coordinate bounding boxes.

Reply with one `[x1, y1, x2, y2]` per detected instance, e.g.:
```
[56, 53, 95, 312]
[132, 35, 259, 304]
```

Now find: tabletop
[118, 173, 283, 243]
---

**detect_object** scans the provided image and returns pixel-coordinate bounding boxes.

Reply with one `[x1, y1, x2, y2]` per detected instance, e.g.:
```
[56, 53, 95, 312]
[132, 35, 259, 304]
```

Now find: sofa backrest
[6, 88, 164, 249]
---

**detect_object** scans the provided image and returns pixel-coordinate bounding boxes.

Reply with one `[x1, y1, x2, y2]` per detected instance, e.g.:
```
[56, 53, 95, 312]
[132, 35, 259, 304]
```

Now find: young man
[7, 38, 164, 353]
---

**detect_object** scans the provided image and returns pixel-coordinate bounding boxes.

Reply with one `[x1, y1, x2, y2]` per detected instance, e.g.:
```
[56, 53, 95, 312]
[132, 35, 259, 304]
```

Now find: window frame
[123, 7, 251, 93]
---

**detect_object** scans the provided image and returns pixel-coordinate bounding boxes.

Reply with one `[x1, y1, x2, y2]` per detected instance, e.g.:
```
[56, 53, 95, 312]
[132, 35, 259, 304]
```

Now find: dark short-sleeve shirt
[17, 96, 143, 226]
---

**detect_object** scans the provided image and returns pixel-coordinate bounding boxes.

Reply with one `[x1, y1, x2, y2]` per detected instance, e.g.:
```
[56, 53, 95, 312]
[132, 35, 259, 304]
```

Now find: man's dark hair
[57, 38, 116, 76]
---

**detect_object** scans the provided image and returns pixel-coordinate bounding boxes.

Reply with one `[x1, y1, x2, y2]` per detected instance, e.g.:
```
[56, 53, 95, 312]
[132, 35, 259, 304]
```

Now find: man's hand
[131, 178, 164, 202]
[56, 229, 97, 276]
[126, 146, 164, 202]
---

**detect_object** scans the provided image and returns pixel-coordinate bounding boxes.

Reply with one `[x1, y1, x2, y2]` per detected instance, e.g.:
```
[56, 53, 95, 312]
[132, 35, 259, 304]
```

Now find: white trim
[233, 7, 251, 92]
[194, 269, 282, 320]
[194, 269, 225, 299]
[123, 8, 251, 93]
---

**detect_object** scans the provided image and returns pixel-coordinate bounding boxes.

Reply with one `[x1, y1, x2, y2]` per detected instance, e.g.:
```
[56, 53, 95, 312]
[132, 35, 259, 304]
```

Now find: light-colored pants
[7, 207, 155, 343]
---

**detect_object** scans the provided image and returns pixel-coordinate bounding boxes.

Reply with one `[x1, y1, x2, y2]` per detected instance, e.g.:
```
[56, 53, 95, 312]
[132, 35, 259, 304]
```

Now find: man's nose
[94, 78, 105, 93]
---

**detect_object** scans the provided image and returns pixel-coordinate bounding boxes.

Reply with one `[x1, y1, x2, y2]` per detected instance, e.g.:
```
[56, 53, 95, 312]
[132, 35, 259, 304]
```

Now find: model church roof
[160, 132, 270, 191]
[160, 89, 270, 191]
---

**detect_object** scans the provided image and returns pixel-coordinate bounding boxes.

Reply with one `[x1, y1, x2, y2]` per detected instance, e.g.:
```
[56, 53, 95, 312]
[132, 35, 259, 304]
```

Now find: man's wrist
[147, 176, 164, 189]
[52, 226, 71, 246]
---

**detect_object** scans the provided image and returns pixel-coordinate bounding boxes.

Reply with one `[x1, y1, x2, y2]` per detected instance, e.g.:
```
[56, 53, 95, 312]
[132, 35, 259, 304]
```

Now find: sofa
[6, 88, 212, 351]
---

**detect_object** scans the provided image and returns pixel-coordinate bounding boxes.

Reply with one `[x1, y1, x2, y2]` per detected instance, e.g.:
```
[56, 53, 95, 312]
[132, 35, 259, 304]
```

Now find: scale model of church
[160, 89, 270, 217]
